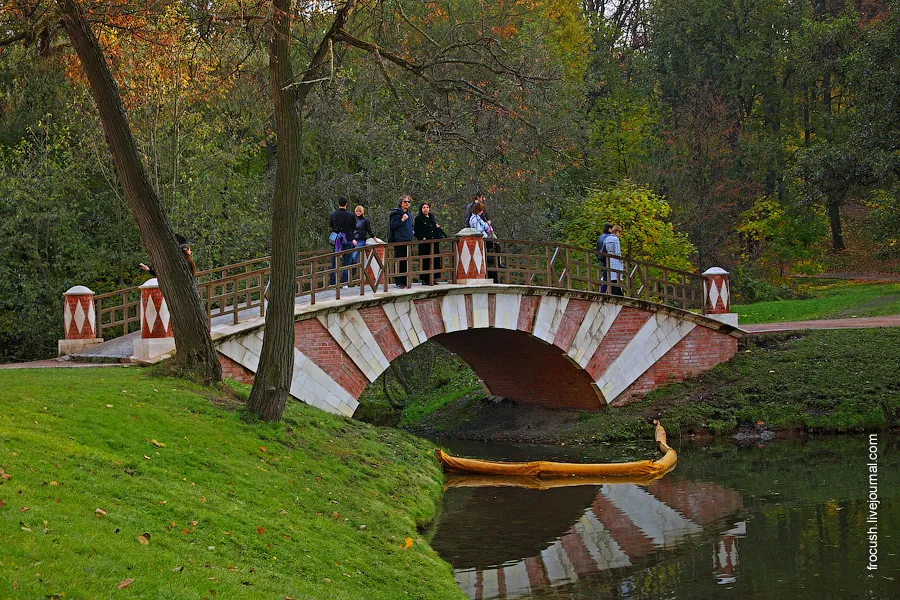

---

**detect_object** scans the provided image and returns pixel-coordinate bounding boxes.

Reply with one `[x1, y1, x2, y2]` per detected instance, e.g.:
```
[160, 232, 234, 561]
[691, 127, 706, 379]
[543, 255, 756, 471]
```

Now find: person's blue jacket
[389, 207, 414, 242]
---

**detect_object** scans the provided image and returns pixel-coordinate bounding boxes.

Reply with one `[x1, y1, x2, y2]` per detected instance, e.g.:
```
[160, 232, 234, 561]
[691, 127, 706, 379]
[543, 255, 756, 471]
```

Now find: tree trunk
[57, 0, 221, 383]
[828, 195, 845, 251]
[247, 0, 303, 421]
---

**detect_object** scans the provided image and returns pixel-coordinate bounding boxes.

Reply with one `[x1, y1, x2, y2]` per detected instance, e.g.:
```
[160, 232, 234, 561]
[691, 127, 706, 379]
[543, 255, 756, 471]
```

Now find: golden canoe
[436, 420, 676, 481]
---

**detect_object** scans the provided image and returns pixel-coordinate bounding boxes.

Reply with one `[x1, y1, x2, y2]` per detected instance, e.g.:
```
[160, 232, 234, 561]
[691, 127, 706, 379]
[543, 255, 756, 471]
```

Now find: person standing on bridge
[388, 194, 414, 287]
[464, 192, 490, 230]
[596, 223, 612, 293]
[602, 225, 624, 296]
[414, 201, 445, 285]
[352, 205, 376, 264]
[329, 198, 357, 286]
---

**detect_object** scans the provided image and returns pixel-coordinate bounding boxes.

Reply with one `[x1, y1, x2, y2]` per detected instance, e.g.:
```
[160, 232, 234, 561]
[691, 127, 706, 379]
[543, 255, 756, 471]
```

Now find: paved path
[743, 315, 900, 333]
[0, 356, 131, 369]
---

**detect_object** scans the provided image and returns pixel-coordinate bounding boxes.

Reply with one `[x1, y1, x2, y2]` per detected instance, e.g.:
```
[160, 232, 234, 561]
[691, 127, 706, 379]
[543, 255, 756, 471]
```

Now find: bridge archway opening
[432, 329, 603, 411]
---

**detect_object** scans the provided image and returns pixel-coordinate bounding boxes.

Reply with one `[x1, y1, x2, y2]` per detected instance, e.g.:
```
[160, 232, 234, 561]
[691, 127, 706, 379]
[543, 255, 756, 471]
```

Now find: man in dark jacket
[596, 223, 612, 293]
[389, 194, 414, 287]
[463, 192, 490, 229]
[329, 197, 357, 285]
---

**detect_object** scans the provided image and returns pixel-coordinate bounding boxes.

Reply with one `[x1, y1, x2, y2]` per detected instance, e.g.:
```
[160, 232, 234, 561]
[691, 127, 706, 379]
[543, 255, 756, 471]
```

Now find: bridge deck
[74, 282, 452, 361]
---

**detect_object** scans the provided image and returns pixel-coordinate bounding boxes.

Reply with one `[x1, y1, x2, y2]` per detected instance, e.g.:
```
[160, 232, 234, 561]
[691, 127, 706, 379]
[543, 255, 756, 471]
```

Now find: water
[429, 434, 899, 599]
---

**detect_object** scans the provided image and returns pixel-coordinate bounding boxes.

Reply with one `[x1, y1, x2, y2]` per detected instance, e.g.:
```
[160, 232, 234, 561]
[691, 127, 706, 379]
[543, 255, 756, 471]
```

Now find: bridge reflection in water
[431, 477, 743, 600]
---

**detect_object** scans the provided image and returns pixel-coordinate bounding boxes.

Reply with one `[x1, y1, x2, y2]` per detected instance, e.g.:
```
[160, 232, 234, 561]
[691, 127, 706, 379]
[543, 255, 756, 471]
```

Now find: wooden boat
[436, 420, 676, 481]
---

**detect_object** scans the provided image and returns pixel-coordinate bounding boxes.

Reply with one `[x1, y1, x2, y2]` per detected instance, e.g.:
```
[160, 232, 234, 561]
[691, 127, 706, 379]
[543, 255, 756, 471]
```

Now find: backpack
[596, 233, 609, 265]
[386, 211, 395, 243]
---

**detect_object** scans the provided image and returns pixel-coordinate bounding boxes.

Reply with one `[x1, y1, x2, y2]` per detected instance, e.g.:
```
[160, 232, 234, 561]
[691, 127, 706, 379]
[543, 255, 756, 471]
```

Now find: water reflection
[429, 436, 899, 600]
[434, 477, 743, 599]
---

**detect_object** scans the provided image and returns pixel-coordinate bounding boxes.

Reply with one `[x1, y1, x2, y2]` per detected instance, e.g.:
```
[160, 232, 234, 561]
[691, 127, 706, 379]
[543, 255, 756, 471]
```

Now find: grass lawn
[567, 328, 900, 441]
[0, 368, 464, 599]
[734, 280, 900, 324]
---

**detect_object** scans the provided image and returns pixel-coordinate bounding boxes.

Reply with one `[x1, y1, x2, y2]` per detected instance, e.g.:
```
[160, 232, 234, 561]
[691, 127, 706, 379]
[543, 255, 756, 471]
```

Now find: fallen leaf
[117, 578, 135, 590]
[95, 508, 108, 516]
[106, 404, 114, 408]
[151, 440, 166, 448]
[0, 499, 6, 508]
[49, 481, 58, 486]
[260, 446, 267, 452]
[172, 566, 183, 572]
[137, 534, 149, 545]
[191, 520, 198, 526]
[403, 537, 413, 550]
[143, 455, 151, 460]
[200, 495, 207, 503]
[257, 526, 265, 535]
[181, 528, 191, 534]
[20, 507, 29, 512]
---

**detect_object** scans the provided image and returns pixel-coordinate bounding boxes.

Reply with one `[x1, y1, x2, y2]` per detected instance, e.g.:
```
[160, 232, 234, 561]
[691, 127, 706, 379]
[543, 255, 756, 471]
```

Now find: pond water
[429, 434, 898, 599]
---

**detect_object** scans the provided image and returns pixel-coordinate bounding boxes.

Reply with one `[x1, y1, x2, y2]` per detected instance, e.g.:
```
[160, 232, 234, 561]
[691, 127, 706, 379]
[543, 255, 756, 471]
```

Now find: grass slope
[734, 280, 900, 324]
[0, 368, 464, 599]
[569, 329, 900, 440]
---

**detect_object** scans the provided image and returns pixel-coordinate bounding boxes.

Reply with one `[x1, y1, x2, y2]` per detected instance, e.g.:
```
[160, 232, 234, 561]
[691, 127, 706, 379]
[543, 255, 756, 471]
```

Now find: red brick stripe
[517, 296, 540, 332]
[584, 307, 652, 382]
[359, 306, 404, 362]
[553, 299, 591, 353]
[218, 352, 255, 385]
[414, 298, 445, 339]
[293, 319, 368, 398]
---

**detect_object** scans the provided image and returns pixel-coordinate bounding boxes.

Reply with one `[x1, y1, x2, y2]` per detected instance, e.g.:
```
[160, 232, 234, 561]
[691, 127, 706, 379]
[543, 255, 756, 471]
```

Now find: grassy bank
[733, 280, 900, 324]
[406, 329, 900, 444]
[0, 368, 464, 599]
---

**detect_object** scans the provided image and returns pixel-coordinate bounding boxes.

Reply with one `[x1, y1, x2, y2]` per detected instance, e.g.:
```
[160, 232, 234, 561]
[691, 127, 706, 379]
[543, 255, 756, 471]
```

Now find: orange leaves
[401, 537, 413, 550]
[257, 526, 265, 535]
[137, 533, 150, 545]
[151, 439, 166, 448]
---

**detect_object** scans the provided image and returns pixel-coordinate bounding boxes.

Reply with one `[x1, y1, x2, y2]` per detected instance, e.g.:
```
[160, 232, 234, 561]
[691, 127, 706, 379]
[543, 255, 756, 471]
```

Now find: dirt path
[742, 315, 900, 334]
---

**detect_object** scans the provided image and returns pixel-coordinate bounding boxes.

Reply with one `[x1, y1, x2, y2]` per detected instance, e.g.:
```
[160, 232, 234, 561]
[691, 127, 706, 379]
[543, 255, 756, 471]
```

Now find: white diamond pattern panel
[158, 299, 171, 332]
[144, 296, 158, 333]
[366, 251, 381, 285]
[719, 280, 729, 309]
[87, 298, 96, 331]
[567, 303, 623, 368]
[74, 301, 86, 334]
[459, 241, 472, 277]
[707, 280, 720, 311]
[64, 301, 73, 335]
[594, 313, 695, 403]
[472, 240, 484, 276]
[540, 539, 580, 586]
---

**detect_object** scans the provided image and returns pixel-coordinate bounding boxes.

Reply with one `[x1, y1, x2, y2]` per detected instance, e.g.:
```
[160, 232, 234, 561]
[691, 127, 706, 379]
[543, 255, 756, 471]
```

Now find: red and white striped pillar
[702, 268, 738, 326]
[455, 230, 491, 284]
[58, 285, 103, 355]
[133, 278, 176, 362]
[363, 239, 386, 290]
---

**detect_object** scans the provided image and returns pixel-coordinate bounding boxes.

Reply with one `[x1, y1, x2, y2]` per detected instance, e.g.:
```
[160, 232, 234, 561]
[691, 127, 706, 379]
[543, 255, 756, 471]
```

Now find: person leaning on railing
[414, 201, 445, 285]
[139, 234, 197, 278]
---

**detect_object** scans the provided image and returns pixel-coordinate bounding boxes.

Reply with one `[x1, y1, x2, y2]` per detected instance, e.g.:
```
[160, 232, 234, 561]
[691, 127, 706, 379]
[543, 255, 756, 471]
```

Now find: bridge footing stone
[58, 338, 104, 356]
[705, 313, 739, 327]
[133, 338, 176, 363]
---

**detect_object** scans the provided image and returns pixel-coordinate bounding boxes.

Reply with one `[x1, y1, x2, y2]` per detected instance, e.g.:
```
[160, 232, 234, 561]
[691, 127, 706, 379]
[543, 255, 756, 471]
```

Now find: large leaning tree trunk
[247, 1, 353, 421]
[58, 0, 221, 383]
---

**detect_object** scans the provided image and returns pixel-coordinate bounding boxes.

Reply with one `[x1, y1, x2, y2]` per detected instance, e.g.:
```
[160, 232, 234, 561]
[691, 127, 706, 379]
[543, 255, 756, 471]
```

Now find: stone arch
[215, 286, 740, 417]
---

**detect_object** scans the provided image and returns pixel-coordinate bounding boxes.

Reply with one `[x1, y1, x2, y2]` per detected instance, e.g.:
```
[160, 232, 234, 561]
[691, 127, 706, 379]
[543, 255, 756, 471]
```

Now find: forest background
[1, 0, 898, 363]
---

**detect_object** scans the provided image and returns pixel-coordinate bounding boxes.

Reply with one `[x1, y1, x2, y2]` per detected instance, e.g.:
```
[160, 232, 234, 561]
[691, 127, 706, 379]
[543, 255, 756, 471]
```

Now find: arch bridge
[70, 235, 741, 417]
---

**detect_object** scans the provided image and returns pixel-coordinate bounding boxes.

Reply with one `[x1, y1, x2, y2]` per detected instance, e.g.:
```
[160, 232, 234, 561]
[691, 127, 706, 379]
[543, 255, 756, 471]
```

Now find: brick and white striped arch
[214, 286, 741, 417]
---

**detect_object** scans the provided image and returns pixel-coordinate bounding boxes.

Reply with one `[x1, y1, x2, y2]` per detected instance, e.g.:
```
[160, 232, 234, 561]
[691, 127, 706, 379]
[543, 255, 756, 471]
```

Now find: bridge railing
[488, 239, 707, 312]
[92, 238, 710, 339]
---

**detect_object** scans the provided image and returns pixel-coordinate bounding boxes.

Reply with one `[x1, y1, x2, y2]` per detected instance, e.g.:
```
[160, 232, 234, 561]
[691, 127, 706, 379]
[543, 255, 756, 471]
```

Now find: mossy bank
[404, 328, 900, 444]
[0, 368, 465, 599]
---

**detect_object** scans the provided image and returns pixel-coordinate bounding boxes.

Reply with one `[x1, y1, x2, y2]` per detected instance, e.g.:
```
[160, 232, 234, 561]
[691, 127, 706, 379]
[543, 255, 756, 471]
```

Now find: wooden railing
[488, 239, 706, 312]
[95, 238, 707, 339]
